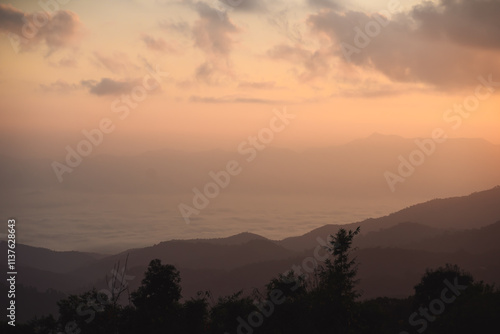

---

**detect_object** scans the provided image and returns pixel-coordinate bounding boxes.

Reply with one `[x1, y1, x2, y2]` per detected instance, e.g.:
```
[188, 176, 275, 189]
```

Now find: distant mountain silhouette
[2, 185, 500, 321]
[0, 243, 105, 274]
[1, 135, 499, 198]
[279, 186, 500, 251]
[68, 238, 294, 284]
[355, 222, 446, 248]
[403, 220, 500, 253]
[182, 232, 268, 245]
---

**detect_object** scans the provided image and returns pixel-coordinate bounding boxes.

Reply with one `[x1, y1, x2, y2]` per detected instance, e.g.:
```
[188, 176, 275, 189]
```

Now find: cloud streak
[39, 80, 80, 93]
[189, 95, 283, 104]
[82, 78, 138, 96]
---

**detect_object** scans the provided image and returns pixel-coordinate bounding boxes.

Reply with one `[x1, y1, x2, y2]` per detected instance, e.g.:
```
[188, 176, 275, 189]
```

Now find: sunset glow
[1, 0, 499, 160]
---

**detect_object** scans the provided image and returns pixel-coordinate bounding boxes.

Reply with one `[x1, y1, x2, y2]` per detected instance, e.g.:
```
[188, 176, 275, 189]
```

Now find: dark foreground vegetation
[3, 227, 499, 334]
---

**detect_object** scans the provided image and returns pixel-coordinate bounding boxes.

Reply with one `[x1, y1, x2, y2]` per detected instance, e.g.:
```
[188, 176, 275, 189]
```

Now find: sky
[1, 0, 499, 159]
[1, 0, 500, 252]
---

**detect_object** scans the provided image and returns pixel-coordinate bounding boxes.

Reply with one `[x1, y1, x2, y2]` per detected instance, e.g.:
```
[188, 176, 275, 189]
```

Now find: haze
[1, 0, 500, 252]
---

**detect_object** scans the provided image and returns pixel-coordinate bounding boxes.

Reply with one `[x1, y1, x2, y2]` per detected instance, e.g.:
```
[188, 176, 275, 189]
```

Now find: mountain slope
[0, 243, 105, 274]
[69, 238, 295, 283]
[279, 186, 500, 252]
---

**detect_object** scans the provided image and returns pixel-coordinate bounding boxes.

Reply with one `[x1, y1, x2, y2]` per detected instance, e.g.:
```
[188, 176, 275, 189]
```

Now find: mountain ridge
[2, 185, 500, 322]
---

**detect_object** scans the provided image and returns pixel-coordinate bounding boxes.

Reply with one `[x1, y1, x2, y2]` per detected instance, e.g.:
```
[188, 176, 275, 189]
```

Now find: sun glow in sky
[1, 0, 500, 158]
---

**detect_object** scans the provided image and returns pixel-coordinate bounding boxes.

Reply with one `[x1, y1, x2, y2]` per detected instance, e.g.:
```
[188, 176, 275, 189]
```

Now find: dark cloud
[0, 4, 82, 52]
[81, 78, 137, 96]
[411, 0, 500, 49]
[307, 0, 500, 89]
[0, 4, 24, 32]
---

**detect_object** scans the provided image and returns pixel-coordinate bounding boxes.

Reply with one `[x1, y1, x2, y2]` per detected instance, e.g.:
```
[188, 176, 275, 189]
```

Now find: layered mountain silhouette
[1, 185, 499, 322]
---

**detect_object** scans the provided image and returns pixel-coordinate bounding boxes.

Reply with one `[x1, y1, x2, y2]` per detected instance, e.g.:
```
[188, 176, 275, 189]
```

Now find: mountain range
[1, 134, 500, 199]
[1, 185, 500, 322]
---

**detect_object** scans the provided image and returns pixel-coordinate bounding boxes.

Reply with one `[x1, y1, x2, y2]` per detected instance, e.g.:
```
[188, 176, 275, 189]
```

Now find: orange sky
[1, 0, 499, 158]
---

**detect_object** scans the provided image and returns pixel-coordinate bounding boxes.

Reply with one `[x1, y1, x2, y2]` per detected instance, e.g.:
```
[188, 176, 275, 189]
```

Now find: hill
[279, 186, 500, 252]
[3, 185, 500, 322]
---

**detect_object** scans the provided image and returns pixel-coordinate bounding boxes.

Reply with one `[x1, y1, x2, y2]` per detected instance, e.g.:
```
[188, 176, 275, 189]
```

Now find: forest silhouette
[2, 227, 499, 334]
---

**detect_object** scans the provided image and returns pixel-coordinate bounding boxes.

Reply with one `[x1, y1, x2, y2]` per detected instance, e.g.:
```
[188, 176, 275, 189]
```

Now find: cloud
[39, 80, 79, 93]
[192, 1, 240, 56]
[307, 0, 340, 10]
[189, 2, 241, 84]
[92, 52, 137, 74]
[307, 0, 500, 89]
[40, 77, 142, 96]
[238, 81, 276, 89]
[216, 0, 266, 13]
[267, 8, 303, 43]
[192, 60, 235, 84]
[330, 85, 431, 99]
[411, 0, 500, 49]
[0, 4, 24, 32]
[195, 61, 216, 82]
[159, 19, 190, 35]
[57, 56, 78, 67]
[81, 78, 138, 96]
[189, 95, 282, 104]
[0, 4, 82, 52]
[267, 44, 329, 81]
[48, 53, 80, 68]
[141, 33, 176, 52]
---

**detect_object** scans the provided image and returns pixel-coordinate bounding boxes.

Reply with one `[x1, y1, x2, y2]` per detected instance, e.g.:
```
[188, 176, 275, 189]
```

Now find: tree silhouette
[262, 271, 309, 334]
[410, 264, 500, 334]
[56, 288, 112, 334]
[313, 226, 361, 333]
[130, 259, 182, 333]
[207, 290, 256, 334]
[413, 264, 473, 307]
[183, 291, 210, 334]
[10, 239, 500, 334]
[131, 259, 181, 311]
